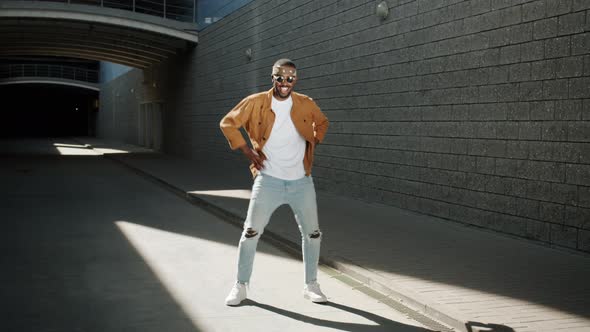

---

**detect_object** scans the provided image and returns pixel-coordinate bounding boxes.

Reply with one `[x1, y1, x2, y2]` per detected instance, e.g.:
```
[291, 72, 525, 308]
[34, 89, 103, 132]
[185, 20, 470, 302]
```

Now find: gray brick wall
[99, 0, 590, 253]
[97, 70, 142, 143]
[97, 68, 166, 146]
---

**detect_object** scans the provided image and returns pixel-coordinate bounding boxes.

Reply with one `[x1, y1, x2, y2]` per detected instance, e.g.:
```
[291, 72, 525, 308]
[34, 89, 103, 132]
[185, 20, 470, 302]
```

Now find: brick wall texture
[99, 0, 590, 253]
[98, 68, 165, 144]
[98, 69, 142, 142]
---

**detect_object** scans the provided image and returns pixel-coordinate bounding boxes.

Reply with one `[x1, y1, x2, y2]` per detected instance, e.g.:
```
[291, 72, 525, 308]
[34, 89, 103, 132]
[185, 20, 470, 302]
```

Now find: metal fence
[18, 0, 196, 23]
[0, 0, 258, 28]
[0, 64, 100, 83]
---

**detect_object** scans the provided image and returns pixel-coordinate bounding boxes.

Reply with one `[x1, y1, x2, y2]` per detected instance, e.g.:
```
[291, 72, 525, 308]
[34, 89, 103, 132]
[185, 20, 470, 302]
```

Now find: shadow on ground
[465, 321, 515, 332]
[245, 300, 432, 332]
[3, 138, 589, 332]
[1, 153, 203, 331]
[111, 151, 590, 322]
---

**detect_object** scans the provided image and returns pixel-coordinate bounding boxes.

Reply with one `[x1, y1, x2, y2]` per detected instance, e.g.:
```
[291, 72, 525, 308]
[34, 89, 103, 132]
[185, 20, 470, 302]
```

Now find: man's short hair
[273, 58, 296, 69]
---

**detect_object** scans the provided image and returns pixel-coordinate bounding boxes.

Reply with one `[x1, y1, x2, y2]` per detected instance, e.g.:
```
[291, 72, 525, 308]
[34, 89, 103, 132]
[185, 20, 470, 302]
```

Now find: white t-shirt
[261, 96, 306, 180]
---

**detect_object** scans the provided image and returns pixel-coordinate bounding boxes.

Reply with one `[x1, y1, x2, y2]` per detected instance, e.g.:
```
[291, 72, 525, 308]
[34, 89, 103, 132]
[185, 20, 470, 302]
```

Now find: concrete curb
[100, 152, 464, 332]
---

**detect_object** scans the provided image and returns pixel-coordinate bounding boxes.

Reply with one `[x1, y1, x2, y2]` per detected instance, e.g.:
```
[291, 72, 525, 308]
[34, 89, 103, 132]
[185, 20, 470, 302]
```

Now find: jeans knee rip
[309, 230, 321, 239]
[244, 228, 258, 239]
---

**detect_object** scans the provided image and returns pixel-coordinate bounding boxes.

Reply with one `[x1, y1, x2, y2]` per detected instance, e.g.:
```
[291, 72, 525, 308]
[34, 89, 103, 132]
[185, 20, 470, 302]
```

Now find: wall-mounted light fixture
[245, 48, 252, 61]
[376, 1, 389, 20]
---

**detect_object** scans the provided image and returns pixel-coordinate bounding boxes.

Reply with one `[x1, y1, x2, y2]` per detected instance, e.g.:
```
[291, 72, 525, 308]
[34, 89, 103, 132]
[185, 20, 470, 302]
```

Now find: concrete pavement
[1, 138, 443, 332]
[76, 137, 590, 332]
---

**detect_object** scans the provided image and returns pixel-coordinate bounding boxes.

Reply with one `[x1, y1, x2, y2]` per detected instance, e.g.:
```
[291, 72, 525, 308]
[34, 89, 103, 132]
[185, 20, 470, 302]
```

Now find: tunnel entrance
[0, 84, 98, 138]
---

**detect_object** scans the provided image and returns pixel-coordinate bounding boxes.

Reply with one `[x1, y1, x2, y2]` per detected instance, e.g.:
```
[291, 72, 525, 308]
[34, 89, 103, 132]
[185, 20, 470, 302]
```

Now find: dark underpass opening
[0, 84, 98, 138]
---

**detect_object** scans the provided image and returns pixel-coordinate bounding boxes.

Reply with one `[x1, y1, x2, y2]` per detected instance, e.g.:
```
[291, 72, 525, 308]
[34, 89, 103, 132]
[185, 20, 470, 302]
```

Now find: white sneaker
[303, 281, 327, 303]
[225, 282, 247, 306]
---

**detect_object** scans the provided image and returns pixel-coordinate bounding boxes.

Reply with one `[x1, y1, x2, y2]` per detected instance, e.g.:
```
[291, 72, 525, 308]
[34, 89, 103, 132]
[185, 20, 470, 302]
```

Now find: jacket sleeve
[311, 100, 329, 143]
[219, 96, 254, 150]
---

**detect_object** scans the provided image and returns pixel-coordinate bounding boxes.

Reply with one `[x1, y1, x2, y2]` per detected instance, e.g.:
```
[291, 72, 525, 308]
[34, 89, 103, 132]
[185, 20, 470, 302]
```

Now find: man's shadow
[466, 321, 515, 332]
[244, 299, 435, 331]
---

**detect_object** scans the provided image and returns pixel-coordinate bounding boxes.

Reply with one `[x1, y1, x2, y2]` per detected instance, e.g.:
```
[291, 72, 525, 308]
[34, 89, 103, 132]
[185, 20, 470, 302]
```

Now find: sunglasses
[273, 75, 296, 83]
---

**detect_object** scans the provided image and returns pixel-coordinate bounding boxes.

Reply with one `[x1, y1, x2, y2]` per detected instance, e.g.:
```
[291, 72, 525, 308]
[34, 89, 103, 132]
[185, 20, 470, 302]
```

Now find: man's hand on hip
[239, 145, 266, 170]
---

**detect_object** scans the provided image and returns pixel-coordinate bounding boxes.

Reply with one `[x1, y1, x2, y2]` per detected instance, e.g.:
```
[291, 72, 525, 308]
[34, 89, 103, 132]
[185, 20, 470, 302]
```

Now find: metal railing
[9, 0, 197, 23]
[0, 64, 100, 83]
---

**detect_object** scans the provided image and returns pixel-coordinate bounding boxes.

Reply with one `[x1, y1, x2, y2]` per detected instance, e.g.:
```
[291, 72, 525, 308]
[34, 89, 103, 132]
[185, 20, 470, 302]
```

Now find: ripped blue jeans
[236, 173, 321, 285]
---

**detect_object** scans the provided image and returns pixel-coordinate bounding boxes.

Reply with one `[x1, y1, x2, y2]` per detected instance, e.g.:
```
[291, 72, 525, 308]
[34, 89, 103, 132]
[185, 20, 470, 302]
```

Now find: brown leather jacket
[220, 88, 329, 178]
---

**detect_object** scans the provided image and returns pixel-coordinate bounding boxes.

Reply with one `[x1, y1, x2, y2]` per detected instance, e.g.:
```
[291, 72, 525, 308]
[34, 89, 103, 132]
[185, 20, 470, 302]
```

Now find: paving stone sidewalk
[79, 138, 590, 332]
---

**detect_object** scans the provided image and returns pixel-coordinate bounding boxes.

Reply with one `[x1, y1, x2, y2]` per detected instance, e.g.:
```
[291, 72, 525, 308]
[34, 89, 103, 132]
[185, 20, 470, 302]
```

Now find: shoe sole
[304, 293, 328, 303]
[225, 300, 244, 306]
[225, 297, 246, 306]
